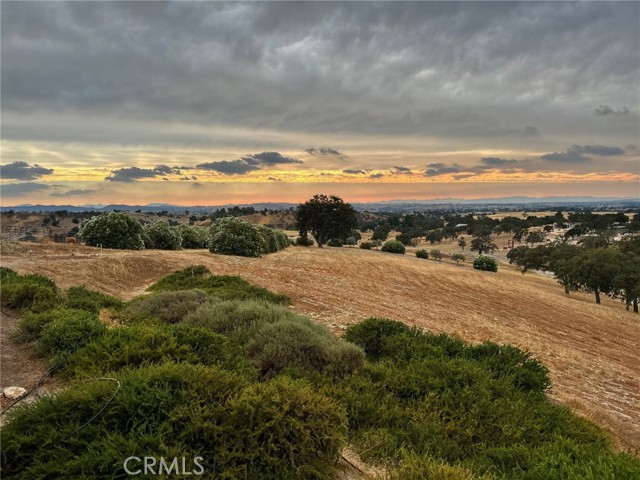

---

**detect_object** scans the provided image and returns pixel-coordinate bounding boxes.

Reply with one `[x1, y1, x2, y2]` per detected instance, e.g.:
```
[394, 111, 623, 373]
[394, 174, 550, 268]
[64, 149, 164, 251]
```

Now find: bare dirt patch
[2, 243, 639, 452]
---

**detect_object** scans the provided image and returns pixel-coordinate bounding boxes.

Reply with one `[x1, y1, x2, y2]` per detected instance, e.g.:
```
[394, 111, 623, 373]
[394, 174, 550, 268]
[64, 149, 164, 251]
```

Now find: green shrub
[296, 236, 315, 247]
[430, 249, 443, 261]
[381, 240, 406, 255]
[0, 267, 18, 281]
[148, 266, 290, 304]
[79, 212, 145, 250]
[14, 309, 63, 343]
[452, 253, 465, 264]
[465, 342, 551, 394]
[327, 238, 343, 247]
[65, 286, 124, 314]
[143, 221, 182, 250]
[1, 364, 347, 480]
[183, 299, 304, 343]
[360, 241, 375, 250]
[387, 453, 485, 480]
[122, 289, 213, 324]
[208, 217, 264, 257]
[345, 318, 412, 360]
[0, 273, 60, 312]
[38, 309, 106, 356]
[0, 363, 248, 479]
[177, 224, 208, 248]
[63, 324, 246, 377]
[259, 225, 279, 253]
[223, 377, 347, 479]
[275, 231, 290, 250]
[473, 255, 498, 272]
[415, 249, 429, 259]
[247, 319, 364, 378]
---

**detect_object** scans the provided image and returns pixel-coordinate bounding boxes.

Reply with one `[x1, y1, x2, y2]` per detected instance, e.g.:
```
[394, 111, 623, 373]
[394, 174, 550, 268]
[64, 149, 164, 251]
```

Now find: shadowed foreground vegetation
[1, 265, 638, 479]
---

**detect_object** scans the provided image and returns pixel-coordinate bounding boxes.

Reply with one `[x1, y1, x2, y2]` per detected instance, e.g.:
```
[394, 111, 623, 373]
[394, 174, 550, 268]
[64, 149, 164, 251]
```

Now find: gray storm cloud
[0, 161, 54, 180]
[1, 1, 638, 148]
[196, 151, 302, 175]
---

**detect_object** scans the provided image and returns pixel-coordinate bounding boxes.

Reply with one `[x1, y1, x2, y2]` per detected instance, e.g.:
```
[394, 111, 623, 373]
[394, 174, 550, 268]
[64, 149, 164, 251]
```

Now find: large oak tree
[296, 194, 358, 248]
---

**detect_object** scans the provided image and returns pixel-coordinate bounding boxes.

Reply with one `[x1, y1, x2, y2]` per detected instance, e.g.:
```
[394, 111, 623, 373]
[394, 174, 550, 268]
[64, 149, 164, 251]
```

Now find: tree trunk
[634, 299, 638, 313]
[564, 283, 569, 294]
[594, 288, 601, 305]
[316, 235, 323, 248]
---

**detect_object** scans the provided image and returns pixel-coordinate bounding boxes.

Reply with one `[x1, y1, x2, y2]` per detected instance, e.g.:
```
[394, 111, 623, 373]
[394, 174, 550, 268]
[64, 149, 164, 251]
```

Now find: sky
[1, 1, 639, 206]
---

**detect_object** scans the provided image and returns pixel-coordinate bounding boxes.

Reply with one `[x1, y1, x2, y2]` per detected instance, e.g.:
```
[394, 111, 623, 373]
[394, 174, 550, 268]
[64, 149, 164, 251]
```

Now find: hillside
[2, 243, 638, 452]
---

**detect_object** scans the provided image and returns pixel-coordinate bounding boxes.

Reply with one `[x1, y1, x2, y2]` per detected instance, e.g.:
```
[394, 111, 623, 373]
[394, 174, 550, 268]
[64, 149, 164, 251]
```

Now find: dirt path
[0, 308, 62, 413]
[2, 244, 639, 452]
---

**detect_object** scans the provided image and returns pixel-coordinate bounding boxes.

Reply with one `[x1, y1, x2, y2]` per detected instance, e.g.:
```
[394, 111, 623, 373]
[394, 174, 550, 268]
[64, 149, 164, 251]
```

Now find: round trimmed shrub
[473, 255, 498, 272]
[430, 249, 443, 261]
[177, 224, 208, 249]
[208, 218, 264, 257]
[122, 289, 213, 324]
[415, 249, 429, 259]
[80, 212, 145, 250]
[327, 238, 344, 247]
[381, 240, 406, 254]
[258, 226, 278, 253]
[183, 299, 305, 343]
[360, 241, 375, 250]
[246, 319, 365, 378]
[451, 253, 465, 264]
[144, 221, 182, 250]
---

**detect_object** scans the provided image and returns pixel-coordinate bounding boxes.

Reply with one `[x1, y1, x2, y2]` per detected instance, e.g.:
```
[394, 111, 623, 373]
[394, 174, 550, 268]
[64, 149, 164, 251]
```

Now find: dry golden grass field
[2, 242, 639, 453]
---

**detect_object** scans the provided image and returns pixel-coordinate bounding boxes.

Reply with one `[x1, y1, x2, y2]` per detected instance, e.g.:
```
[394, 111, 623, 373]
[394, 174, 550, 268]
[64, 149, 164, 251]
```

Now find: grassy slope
[2, 242, 638, 452]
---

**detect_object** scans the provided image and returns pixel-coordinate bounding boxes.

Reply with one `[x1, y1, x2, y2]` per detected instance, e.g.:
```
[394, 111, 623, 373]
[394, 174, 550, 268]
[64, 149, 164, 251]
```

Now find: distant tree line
[507, 237, 640, 312]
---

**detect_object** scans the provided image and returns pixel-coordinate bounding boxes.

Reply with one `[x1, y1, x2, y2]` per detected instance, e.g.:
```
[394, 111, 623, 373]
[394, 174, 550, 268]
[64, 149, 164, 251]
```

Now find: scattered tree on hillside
[470, 234, 497, 255]
[525, 231, 546, 246]
[458, 237, 467, 251]
[80, 212, 145, 250]
[372, 224, 391, 242]
[570, 248, 621, 304]
[296, 195, 358, 248]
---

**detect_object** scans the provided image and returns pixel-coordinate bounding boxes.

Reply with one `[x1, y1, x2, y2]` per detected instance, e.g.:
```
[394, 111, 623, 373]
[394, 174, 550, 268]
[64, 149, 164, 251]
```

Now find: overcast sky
[1, 1, 639, 205]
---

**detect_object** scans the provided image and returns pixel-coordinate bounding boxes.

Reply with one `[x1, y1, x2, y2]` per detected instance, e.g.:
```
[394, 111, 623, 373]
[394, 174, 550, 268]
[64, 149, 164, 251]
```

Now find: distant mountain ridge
[1, 196, 638, 213]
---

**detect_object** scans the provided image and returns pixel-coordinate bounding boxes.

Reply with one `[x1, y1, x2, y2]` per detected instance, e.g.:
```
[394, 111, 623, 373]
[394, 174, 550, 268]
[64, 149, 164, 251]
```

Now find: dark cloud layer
[3, 1, 637, 146]
[197, 151, 302, 175]
[106, 165, 182, 182]
[424, 163, 464, 177]
[480, 157, 520, 166]
[540, 144, 625, 163]
[306, 148, 344, 157]
[1, 182, 51, 196]
[0, 161, 54, 180]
